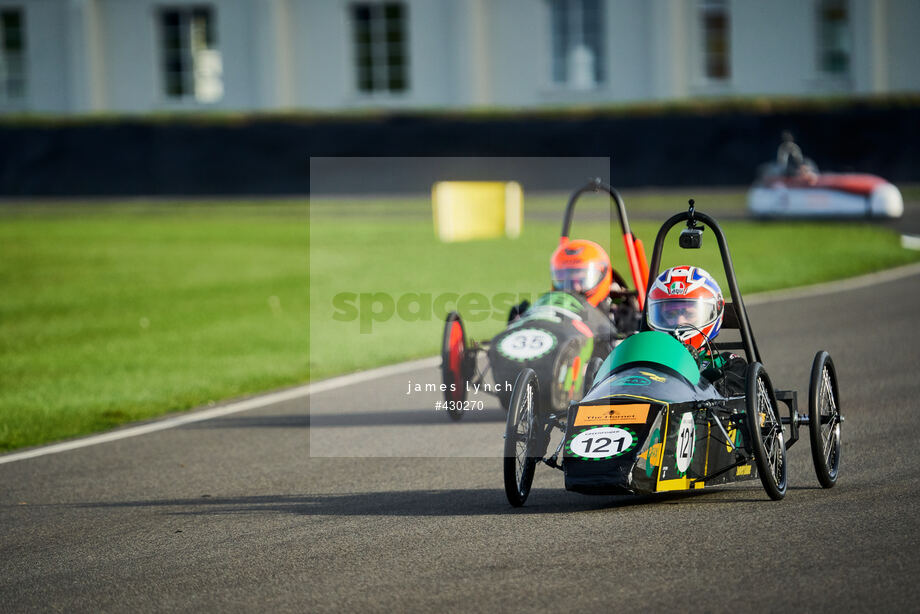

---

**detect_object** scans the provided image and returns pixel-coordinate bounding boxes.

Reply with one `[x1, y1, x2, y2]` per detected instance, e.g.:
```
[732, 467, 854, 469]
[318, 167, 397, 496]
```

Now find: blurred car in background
[748, 132, 903, 219]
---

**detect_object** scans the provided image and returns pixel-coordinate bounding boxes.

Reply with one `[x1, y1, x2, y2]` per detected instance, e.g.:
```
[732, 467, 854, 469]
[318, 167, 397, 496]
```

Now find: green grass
[310, 205, 920, 380]
[310, 188, 749, 220]
[527, 188, 750, 214]
[0, 202, 309, 450]
[1, 196, 918, 451]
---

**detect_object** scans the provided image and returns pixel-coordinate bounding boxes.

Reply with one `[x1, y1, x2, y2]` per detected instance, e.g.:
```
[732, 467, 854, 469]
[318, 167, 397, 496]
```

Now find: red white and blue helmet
[647, 266, 724, 350]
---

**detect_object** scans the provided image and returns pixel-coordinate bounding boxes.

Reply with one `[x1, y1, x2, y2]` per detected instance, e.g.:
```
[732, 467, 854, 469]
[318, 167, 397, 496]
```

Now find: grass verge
[0, 202, 308, 451]
[1, 196, 917, 451]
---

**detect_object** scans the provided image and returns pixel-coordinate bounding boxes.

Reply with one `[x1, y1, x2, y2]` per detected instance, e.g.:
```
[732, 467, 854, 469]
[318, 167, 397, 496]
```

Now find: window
[351, 2, 409, 94]
[817, 0, 850, 75]
[700, 0, 730, 80]
[0, 8, 26, 101]
[550, 0, 604, 89]
[159, 6, 223, 102]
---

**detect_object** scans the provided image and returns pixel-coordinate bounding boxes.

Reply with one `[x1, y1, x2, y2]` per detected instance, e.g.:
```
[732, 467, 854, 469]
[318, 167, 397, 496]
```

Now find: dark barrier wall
[1, 100, 918, 196]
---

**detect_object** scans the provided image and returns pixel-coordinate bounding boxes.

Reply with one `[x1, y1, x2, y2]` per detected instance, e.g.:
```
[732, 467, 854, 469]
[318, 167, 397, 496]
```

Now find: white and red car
[748, 139, 903, 219]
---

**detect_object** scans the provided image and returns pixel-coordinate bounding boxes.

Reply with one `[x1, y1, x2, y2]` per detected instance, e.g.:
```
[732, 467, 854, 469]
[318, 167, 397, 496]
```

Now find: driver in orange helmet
[504, 239, 634, 327]
[549, 239, 613, 306]
[549, 238, 639, 333]
[507, 239, 637, 333]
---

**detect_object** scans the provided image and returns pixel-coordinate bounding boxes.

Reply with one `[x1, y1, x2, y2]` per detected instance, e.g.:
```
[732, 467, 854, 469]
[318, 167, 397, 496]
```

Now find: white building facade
[1, 0, 918, 114]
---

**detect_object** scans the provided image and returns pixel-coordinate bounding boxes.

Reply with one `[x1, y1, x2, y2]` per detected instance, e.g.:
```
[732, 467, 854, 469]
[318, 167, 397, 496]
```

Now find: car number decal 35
[497, 328, 557, 361]
[566, 426, 637, 461]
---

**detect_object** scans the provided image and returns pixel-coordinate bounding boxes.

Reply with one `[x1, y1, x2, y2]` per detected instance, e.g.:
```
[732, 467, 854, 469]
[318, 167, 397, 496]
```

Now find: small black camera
[679, 227, 703, 249]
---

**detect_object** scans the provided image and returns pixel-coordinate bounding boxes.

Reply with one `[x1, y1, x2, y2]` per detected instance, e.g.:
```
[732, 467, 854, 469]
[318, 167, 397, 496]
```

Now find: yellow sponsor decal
[656, 477, 692, 492]
[637, 442, 662, 465]
[574, 404, 650, 426]
[639, 370, 667, 383]
[736, 464, 752, 476]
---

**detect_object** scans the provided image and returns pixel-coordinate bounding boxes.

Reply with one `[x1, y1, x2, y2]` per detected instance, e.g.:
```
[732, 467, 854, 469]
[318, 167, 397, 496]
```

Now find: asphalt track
[3, 268, 920, 612]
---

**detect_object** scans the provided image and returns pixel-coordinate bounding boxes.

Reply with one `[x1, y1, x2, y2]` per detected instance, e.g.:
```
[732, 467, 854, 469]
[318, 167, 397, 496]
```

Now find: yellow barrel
[432, 181, 523, 242]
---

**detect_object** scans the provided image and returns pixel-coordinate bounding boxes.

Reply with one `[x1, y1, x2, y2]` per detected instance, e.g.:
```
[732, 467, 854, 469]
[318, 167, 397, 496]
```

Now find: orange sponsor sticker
[574, 404, 650, 426]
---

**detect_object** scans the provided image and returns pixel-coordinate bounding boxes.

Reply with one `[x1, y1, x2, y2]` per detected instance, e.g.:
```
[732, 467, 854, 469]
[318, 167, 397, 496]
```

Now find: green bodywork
[597, 331, 700, 386]
[532, 291, 584, 313]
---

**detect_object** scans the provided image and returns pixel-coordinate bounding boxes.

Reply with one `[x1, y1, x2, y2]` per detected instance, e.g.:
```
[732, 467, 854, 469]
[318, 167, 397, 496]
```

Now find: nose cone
[870, 183, 903, 218]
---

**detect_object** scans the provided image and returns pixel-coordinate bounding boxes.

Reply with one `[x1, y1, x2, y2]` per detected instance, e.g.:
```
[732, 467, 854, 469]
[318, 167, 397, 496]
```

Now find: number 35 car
[441, 179, 649, 420]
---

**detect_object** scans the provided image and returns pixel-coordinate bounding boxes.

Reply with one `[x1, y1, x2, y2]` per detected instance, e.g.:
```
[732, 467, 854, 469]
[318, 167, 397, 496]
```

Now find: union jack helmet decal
[647, 266, 725, 350]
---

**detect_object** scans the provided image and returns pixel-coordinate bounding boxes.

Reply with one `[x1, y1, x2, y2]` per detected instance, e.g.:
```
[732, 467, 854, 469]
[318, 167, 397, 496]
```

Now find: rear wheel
[441, 312, 470, 421]
[744, 363, 787, 500]
[503, 369, 541, 507]
[808, 351, 841, 488]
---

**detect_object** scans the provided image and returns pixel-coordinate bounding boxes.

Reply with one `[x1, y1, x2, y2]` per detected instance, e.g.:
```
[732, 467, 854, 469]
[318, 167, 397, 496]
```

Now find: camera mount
[679, 199, 704, 249]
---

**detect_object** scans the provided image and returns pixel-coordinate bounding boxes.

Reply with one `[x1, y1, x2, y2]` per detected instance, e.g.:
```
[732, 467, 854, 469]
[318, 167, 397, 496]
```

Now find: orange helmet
[550, 239, 612, 307]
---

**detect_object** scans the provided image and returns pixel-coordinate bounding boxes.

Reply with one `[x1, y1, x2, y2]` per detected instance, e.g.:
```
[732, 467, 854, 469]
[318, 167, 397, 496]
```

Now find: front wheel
[744, 363, 787, 500]
[503, 369, 541, 507]
[808, 351, 841, 488]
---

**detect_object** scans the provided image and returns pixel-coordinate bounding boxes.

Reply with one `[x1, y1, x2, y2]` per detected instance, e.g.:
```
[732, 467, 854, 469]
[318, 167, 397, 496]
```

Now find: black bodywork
[503, 201, 842, 505]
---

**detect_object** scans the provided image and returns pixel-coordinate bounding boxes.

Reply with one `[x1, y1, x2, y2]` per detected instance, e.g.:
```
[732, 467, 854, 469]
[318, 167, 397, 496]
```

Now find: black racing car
[441, 180, 650, 419]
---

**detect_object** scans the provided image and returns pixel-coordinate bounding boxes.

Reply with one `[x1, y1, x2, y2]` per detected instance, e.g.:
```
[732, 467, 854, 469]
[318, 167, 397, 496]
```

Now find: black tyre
[808, 351, 841, 488]
[503, 369, 541, 507]
[441, 312, 469, 422]
[744, 362, 787, 500]
[583, 357, 604, 397]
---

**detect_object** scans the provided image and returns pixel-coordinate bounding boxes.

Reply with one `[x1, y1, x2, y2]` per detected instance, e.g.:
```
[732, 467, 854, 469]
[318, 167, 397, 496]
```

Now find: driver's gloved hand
[703, 353, 747, 396]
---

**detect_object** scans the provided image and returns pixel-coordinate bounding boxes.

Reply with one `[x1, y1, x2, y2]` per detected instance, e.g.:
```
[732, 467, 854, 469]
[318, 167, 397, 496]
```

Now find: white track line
[3, 261, 920, 465]
[0, 356, 440, 465]
[744, 260, 920, 305]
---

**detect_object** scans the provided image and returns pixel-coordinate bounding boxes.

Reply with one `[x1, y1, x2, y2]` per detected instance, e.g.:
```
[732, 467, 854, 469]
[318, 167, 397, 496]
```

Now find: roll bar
[642, 205, 762, 364]
[560, 178, 649, 309]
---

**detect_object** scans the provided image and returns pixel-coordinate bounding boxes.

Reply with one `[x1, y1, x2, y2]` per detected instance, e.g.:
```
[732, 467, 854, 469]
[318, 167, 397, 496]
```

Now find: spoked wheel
[808, 351, 841, 488]
[503, 369, 541, 507]
[441, 312, 470, 422]
[744, 362, 787, 500]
